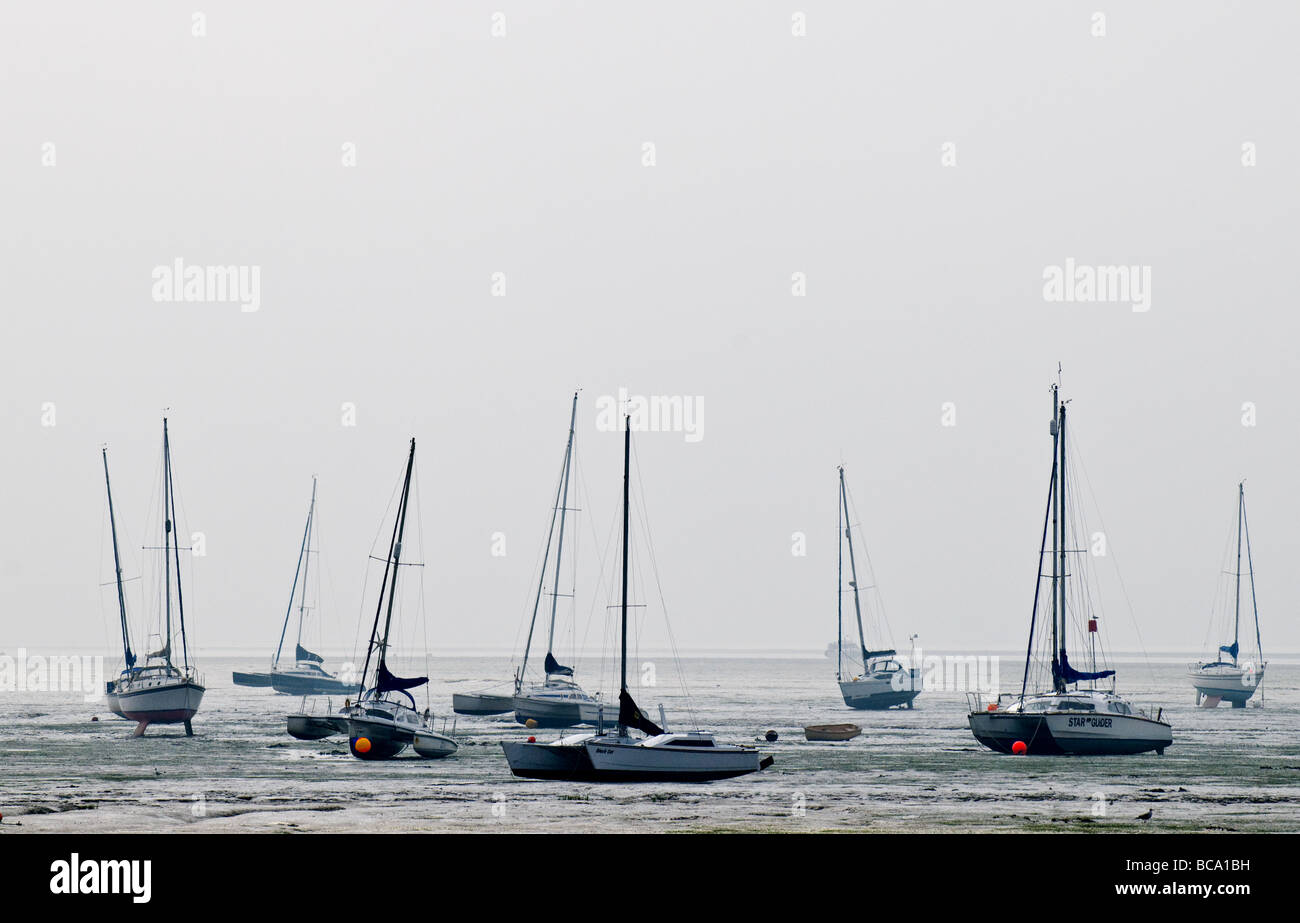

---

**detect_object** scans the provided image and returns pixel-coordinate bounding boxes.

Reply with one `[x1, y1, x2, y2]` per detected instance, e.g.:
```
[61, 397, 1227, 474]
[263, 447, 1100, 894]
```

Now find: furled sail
[375, 661, 427, 694]
[1218, 641, 1239, 660]
[863, 649, 896, 660]
[618, 689, 665, 736]
[295, 643, 324, 664]
[543, 651, 573, 676]
[1054, 651, 1115, 684]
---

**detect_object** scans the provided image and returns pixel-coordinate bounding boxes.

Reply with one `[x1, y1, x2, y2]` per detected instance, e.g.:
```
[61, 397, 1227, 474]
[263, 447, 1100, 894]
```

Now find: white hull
[452, 691, 515, 715]
[584, 735, 765, 781]
[1189, 662, 1265, 707]
[1040, 712, 1172, 755]
[968, 691, 1171, 756]
[838, 668, 922, 709]
[117, 675, 205, 735]
[413, 729, 459, 759]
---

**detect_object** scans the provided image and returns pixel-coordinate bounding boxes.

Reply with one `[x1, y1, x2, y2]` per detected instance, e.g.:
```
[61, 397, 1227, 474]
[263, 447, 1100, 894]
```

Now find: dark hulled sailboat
[343, 439, 456, 760]
[502, 418, 771, 781]
[967, 383, 1171, 756]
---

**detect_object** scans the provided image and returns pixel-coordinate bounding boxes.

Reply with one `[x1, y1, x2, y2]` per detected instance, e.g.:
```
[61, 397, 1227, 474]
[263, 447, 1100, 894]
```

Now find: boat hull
[967, 712, 1061, 754]
[512, 694, 618, 729]
[232, 671, 273, 687]
[1190, 664, 1265, 707]
[501, 738, 596, 778]
[583, 739, 763, 781]
[805, 723, 862, 741]
[968, 710, 1171, 755]
[347, 714, 414, 760]
[1042, 712, 1172, 755]
[118, 680, 205, 726]
[287, 714, 347, 740]
[271, 672, 361, 697]
[452, 692, 515, 716]
[838, 673, 921, 710]
[412, 729, 458, 759]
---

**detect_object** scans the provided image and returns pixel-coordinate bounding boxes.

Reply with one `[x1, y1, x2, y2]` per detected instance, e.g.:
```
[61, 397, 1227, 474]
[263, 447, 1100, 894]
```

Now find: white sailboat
[454, 392, 616, 725]
[1189, 482, 1267, 707]
[268, 479, 360, 697]
[503, 417, 772, 781]
[342, 438, 456, 760]
[834, 465, 921, 709]
[967, 382, 1171, 756]
[115, 418, 206, 737]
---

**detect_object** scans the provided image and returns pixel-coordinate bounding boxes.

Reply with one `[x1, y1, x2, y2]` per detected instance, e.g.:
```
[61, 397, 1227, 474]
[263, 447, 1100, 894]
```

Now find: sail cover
[863, 649, 896, 660]
[618, 689, 665, 736]
[375, 661, 427, 693]
[543, 651, 573, 676]
[296, 643, 324, 664]
[1055, 651, 1115, 684]
[1218, 641, 1239, 660]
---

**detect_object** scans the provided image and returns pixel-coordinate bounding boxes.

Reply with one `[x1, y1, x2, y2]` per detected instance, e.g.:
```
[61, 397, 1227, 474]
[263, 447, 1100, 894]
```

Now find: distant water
[3, 655, 1298, 833]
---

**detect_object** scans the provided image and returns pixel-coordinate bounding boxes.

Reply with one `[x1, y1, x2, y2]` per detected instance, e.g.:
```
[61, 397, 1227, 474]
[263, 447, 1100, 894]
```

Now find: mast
[836, 467, 844, 682]
[618, 417, 631, 731]
[1056, 397, 1068, 692]
[1241, 485, 1263, 662]
[358, 439, 416, 695]
[1232, 482, 1243, 666]
[297, 477, 317, 651]
[161, 419, 174, 669]
[517, 396, 576, 690]
[379, 440, 416, 681]
[102, 449, 135, 669]
[164, 419, 191, 672]
[840, 468, 869, 668]
[274, 478, 316, 669]
[1049, 387, 1062, 693]
[546, 391, 579, 664]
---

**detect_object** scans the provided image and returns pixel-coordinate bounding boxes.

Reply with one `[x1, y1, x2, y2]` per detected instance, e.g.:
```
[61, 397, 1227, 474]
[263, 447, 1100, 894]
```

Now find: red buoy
[527, 736, 536, 743]
[1012, 740, 1028, 755]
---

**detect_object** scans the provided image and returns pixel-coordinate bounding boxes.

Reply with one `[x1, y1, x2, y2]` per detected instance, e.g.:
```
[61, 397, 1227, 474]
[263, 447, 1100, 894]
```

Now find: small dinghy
[804, 723, 862, 741]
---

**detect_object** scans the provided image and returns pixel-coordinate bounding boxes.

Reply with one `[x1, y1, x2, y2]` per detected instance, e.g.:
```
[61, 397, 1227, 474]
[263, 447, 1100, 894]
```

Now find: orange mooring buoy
[1012, 740, 1028, 755]
[354, 737, 372, 754]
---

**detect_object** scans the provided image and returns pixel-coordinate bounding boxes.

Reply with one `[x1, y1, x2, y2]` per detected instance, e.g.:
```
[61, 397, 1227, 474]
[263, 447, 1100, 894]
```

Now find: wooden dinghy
[804, 723, 862, 741]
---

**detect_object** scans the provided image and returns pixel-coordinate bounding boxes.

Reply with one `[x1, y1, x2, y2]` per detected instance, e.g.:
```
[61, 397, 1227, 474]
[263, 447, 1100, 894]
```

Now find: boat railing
[966, 691, 1020, 713]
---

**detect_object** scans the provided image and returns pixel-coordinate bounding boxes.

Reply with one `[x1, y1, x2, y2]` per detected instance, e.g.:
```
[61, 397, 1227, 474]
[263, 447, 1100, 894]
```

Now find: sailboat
[265, 479, 360, 696]
[834, 466, 921, 709]
[453, 393, 616, 725]
[115, 418, 206, 737]
[343, 438, 457, 760]
[1189, 482, 1267, 707]
[502, 418, 772, 781]
[100, 447, 135, 719]
[967, 383, 1172, 756]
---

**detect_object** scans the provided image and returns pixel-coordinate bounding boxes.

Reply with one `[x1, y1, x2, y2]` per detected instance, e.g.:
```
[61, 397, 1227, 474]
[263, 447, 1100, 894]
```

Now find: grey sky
[3, 3, 1297, 659]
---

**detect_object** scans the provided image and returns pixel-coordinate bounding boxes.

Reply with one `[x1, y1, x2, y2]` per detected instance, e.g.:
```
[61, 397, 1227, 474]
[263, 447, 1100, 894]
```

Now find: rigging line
[1240, 490, 1263, 660]
[1067, 426, 1154, 691]
[571, 446, 618, 696]
[412, 453, 432, 710]
[842, 479, 897, 653]
[1021, 442, 1057, 701]
[630, 439, 698, 730]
